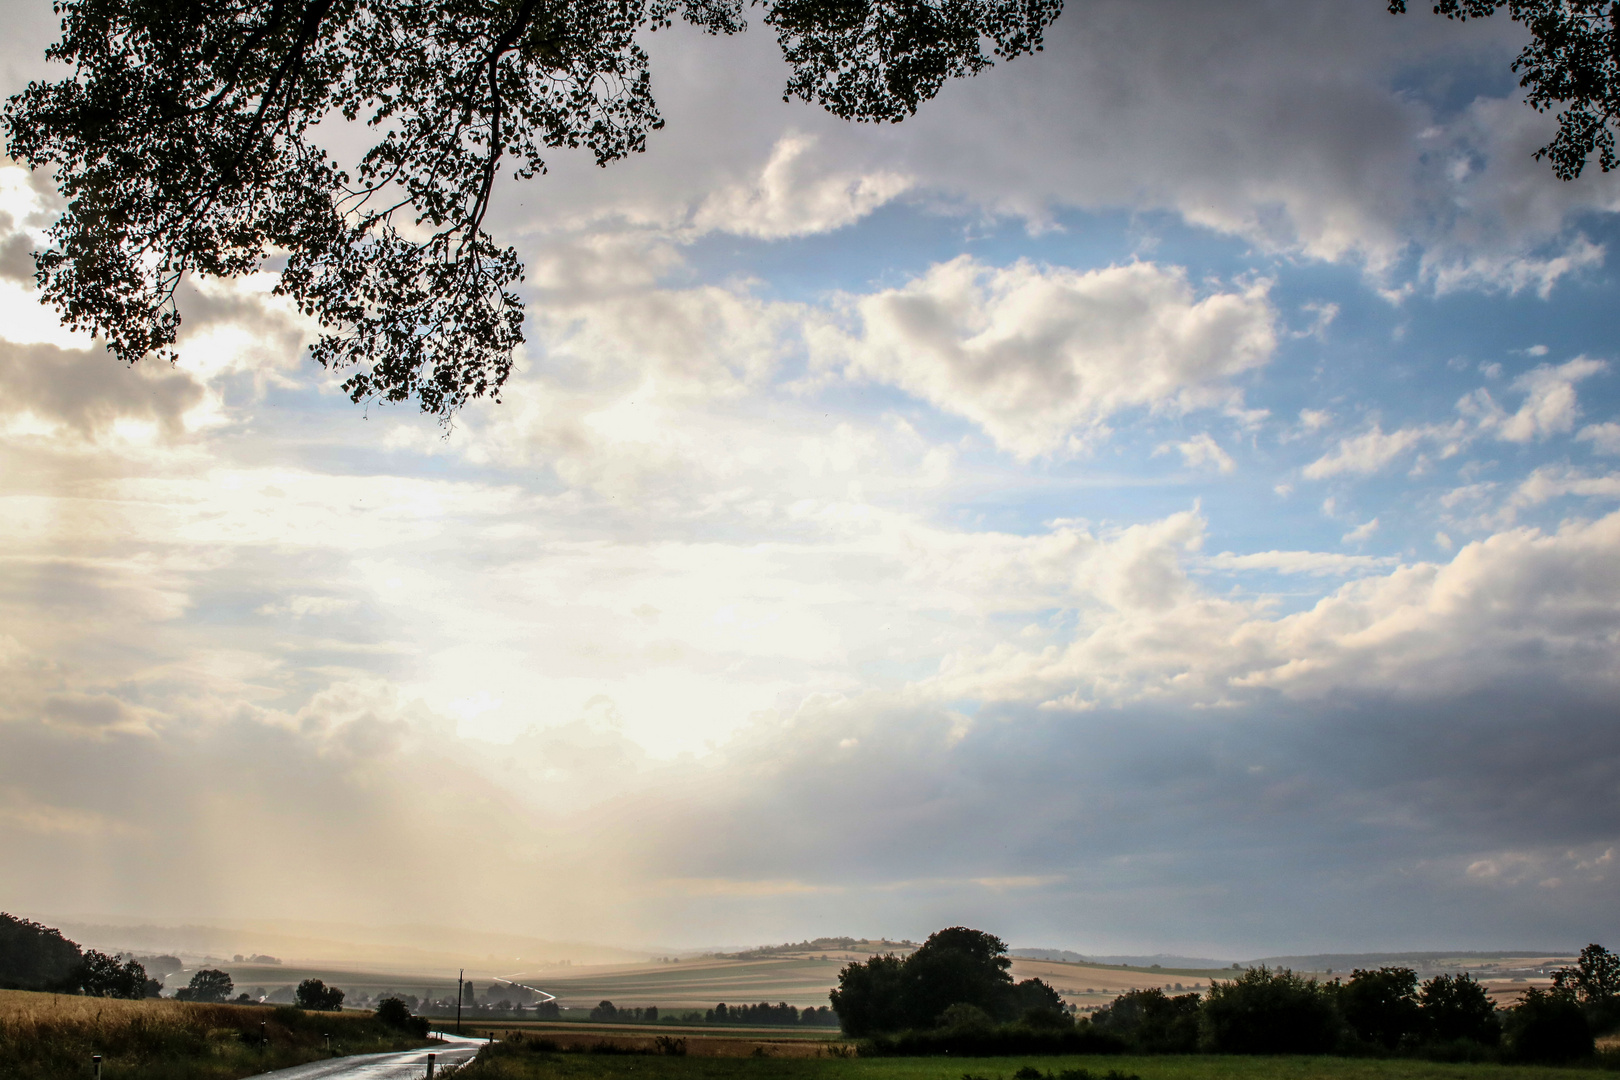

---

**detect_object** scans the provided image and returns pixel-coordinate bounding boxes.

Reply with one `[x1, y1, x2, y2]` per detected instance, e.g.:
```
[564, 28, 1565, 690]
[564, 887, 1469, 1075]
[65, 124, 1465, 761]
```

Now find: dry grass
[0, 988, 429, 1080]
[466, 1028, 854, 1058]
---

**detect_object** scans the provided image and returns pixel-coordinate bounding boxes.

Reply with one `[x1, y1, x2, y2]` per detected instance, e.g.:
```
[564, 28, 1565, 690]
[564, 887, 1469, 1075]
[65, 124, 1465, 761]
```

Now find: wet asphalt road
[246, 1033, 487, 1079]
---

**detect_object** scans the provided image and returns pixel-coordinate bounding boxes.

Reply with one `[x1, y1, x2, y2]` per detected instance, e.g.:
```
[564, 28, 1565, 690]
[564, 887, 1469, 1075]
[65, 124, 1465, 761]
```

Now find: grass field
[0, 988, 433, 1080]
[457, 1047, 1620, 1080]
[455, 1020, 844, 1048]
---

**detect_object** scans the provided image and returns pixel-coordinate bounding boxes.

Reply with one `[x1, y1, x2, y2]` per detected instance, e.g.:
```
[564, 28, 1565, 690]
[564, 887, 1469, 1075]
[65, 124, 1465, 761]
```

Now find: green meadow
[459, 1049, 1620, 1080]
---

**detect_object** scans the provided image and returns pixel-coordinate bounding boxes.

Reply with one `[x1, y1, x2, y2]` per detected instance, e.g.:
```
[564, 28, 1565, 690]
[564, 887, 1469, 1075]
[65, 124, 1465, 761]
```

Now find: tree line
[582, 1000, 840, 1026]
[1, 913, 351, 1013]
[832, 927, 1620, 1064]
[1, 913, 160, 999]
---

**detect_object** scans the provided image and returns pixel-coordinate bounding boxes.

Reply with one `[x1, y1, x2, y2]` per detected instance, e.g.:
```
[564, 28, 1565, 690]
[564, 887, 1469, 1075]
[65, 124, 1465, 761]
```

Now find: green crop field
[461, 1049, 1620, 1080]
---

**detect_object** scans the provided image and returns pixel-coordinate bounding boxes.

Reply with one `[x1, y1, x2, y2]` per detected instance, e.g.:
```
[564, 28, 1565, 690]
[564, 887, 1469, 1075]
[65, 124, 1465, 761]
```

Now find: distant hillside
[38, 915, 649, 970]
[1011, 949, 1233, 969]
[715, 937, 917, 959]
[1248, 951, 1575, 972]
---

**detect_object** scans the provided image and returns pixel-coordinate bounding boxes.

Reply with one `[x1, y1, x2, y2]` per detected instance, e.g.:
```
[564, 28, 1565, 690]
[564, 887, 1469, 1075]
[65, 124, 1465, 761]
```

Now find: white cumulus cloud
[813, 258, 1277, 457]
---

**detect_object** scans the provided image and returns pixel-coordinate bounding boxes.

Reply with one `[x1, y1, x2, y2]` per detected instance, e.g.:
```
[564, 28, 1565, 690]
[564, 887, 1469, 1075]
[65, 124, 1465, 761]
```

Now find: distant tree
[591, 1000, 619, 1022]
[1199, 966, 1340, 1055]
[174, 968, 234, 1004]
[1091, 988, 1201, 1052]
[0, 913, 83, 992]
[645, 1005, 659, 1022]
[1553, 943, 1620, 1033]
[800, 1005, 840, 1028]
[536, 1000, 560, 1019]
[78, 951, 155, 1000]
[1341, 967, 1422, 1050]
[295, 977, 346, 1011]
[1419, 973, 1501, 1045]
[1504, 986, 1593, 1062]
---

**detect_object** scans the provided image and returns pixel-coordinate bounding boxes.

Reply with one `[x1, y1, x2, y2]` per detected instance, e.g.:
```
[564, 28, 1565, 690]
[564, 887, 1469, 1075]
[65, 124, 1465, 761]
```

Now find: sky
[1, 0, 1619, 959]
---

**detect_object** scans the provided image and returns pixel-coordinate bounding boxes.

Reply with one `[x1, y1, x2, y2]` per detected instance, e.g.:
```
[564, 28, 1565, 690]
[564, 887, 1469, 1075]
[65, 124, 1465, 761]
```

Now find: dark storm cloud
[578, 683, 1620, 948]
[0, 340, 204, 437]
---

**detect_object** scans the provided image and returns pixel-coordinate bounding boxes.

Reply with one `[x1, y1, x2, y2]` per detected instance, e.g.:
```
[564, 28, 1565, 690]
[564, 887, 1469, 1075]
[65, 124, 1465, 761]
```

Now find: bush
[1419, 973, 1500, 1046]
[1340, 967, 1421, 1050]
[1090, 988, 1200, 1053]
[937, 1003, 996, 1032]
[1553, 944, 1620, 1035]
[374, 996, 428, 1036]
[860, 1022, 1126, 1056]
[1199, 966, 1340, 1054]
[1504, 987, 1593, 1063]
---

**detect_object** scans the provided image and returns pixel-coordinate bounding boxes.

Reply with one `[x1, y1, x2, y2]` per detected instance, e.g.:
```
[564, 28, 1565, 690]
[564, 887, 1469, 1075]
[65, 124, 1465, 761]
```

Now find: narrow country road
[247, 1033, 488, 1079]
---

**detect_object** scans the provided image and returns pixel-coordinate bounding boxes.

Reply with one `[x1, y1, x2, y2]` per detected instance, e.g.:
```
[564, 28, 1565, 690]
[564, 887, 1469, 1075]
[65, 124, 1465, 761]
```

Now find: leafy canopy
[1389, 1, 1620, 179]
[3, 0, 1061, 417]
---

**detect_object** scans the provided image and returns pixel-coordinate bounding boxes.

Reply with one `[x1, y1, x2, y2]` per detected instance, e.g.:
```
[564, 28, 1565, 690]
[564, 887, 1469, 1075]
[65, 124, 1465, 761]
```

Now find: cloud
[0, 341, 206, 440]
[692, 133, 912, 239]
[1579, 422, 1620, 455]
[929, 508, 1620, 711]
[1508, 466, 1620, 514]
[1461, 357, 1607, 443]
[1159, 433, 1236, 474]
[814, 258, 1276, 457]
[1341, 518, 1380, 544]
[1304, 422, 1455, 479]
[1200, 550, 1397, 576]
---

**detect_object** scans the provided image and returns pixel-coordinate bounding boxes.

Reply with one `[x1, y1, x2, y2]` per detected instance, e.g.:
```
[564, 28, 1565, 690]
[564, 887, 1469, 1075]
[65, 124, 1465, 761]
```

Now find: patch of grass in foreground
[457, 1047, 1620, 1080]
[0, 988, 433, 1080]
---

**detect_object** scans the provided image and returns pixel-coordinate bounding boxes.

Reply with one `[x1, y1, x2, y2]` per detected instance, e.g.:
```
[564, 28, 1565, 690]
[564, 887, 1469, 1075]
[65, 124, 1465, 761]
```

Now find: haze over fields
[3, 0, 1620, 958]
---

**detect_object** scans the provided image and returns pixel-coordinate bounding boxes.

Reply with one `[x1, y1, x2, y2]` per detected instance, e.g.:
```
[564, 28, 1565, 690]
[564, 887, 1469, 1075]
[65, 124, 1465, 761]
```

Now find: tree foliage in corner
[2, 0, 1061, 417]
[1389, 1, 1620, 179]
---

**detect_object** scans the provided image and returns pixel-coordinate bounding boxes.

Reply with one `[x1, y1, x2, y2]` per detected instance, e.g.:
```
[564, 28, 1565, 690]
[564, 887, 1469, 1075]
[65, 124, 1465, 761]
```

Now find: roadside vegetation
[0, 913, 434, 1078]
[0, 988, 434, 1080]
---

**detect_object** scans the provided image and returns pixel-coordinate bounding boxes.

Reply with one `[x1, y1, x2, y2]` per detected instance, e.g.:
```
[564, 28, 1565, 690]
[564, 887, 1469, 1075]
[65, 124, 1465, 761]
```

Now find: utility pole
[456, 969, 463, 1036]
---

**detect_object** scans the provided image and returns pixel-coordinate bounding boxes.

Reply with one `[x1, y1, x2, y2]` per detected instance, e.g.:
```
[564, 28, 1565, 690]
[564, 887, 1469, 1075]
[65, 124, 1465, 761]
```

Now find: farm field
[464, 1048, 1620, 1080]
[500, 955, 849, 1010]
[192, 949, 1557, 1017]
[482, 951, 1236, 1013]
